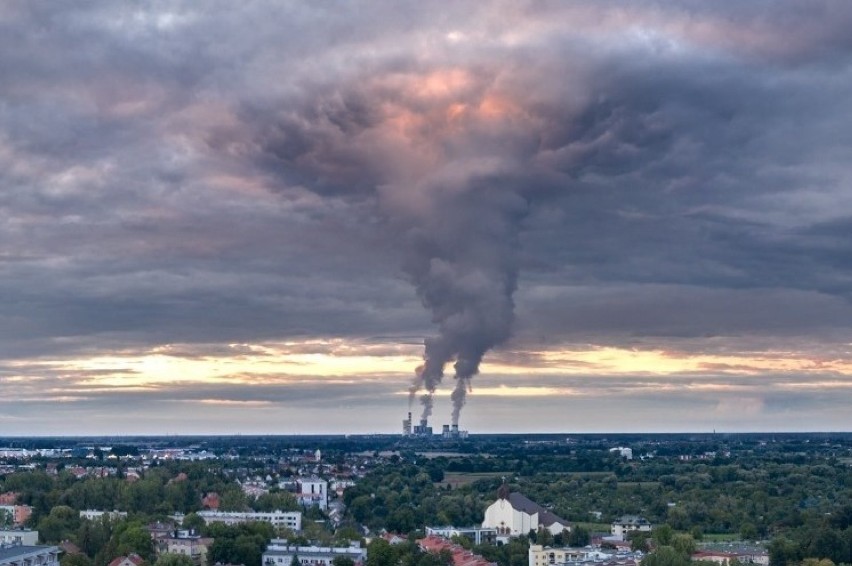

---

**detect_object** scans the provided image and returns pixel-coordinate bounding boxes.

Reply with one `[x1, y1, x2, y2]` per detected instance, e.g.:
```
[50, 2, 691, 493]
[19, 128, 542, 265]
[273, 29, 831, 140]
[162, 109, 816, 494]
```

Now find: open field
[439, 472, 512, 488]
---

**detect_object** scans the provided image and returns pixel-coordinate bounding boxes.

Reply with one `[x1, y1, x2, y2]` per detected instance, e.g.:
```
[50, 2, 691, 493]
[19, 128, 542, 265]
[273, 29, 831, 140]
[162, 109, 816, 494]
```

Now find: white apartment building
[296, 478, 328, 511]
[79, 510, 128, 521]
[196, 511, 301, 532]
[0, 531, 38, 546]
[610, 516, 652, 540]
[262, 541, 365, 566]
[0, 546, 59, 566]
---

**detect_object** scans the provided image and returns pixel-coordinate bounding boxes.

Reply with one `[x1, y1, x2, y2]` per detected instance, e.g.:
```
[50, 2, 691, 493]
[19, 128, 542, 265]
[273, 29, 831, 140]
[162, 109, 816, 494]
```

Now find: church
[482, 485, 571, 538]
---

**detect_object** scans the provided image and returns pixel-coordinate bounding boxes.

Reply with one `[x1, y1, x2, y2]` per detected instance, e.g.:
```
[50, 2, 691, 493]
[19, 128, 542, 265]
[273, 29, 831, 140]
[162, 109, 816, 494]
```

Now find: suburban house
[0, 530, 38, 546]
[610, 516, 652, 540]
[106, 555, 145, 566]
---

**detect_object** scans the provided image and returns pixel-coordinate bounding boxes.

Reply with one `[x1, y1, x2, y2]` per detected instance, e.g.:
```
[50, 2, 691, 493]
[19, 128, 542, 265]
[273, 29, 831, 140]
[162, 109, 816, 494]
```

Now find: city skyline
[2, 2, 852, 435]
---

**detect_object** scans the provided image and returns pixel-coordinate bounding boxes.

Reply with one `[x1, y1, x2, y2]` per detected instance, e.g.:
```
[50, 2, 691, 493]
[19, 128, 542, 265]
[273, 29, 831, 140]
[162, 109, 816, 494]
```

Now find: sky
[2, 1, 852, 435]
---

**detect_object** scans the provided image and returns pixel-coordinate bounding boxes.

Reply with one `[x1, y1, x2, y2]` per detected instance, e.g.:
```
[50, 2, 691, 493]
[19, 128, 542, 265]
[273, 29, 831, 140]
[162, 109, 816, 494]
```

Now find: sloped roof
[506, 492, 569, 527]
[107, 554, 145, 566]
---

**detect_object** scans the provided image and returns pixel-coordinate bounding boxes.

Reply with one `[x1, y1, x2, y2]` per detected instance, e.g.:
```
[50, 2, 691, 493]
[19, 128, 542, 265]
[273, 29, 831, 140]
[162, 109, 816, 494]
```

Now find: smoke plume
[404, 184, 525, 424]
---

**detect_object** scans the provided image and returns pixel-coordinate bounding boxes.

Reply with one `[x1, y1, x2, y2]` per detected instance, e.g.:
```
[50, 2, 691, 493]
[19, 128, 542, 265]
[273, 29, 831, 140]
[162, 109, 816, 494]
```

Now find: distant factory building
[403, 414, 468, 438]
[441, 424, 469, 439]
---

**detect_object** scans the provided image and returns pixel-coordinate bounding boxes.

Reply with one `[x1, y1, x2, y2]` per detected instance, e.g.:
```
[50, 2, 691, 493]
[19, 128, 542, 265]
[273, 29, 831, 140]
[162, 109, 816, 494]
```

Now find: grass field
[439, 472, 512, 488]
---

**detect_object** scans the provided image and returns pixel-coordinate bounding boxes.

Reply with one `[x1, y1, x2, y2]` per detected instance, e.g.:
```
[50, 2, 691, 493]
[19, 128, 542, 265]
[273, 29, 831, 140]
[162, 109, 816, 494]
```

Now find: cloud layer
[2, 1, 852, 433]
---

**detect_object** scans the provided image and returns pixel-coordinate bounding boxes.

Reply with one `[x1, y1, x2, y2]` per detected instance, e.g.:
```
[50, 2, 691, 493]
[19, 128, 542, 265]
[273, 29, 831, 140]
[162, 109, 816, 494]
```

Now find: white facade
[197, 510, 302, 531]
[482, 498, 538, 537]
[262, 541, 365, 566]
[482, 493, 569, 538]
[0, 546, 59, 566]
[0, 530, 38, 546]
[80, 510, 127, 521]
[425, 526, 497, 545]
[610, 516, 652, 540]
[297, 478, 328, 511]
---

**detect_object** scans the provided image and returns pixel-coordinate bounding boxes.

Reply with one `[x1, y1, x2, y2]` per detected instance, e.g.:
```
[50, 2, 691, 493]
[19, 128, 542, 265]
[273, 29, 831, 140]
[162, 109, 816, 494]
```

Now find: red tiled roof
[418, 536, 496, 566]
[107, 554, 145, 566]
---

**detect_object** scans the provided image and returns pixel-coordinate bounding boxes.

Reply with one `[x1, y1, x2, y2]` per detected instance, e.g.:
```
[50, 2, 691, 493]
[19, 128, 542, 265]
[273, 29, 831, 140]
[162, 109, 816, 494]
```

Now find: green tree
[568, 526, 590, 547]
[37, 505, 81, 543]
[156, 555, 196, 566]
[61, 555, 93, 566]
[332, 557, 355, 566]
[367, 539, 397, 566]
[671, 534, 696, 557]
[653, 525, 674, 547]
[641, 547, 690, 566]
[115, 524, 155, 562]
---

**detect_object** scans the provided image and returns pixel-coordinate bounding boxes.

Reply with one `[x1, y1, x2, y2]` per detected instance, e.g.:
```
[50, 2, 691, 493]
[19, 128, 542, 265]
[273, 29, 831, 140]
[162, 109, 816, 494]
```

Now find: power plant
[401, 413, 468, 439]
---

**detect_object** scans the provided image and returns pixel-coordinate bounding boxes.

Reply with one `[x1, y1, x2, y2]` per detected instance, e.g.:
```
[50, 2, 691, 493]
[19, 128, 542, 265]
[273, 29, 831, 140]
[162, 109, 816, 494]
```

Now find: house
[610, 517, 651, 541]
[0, 506, 32, 527]
[296, 478, 328, 511]
[58, 542, 82, 556]
[107, 555, 145, 566]
[0, 494, 18, 506]
[0, 529, 39, 546]
[425, 526, 498, 546]
[482, 487, 571, 539]
[0, 546, 59, 566]
[202, 493, 220, 510]
[691, 545, 769, 565]
[419, 535, 496, 566]
[157, 531, 213, 566]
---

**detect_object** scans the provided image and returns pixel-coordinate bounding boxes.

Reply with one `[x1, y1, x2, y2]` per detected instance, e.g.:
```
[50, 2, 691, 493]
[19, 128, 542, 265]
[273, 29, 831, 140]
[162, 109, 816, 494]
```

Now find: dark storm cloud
[2, 1, 852, 431]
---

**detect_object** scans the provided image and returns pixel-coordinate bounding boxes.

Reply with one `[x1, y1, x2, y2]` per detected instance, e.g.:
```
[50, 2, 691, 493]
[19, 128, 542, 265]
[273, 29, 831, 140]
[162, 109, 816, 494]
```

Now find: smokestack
[443, 425, 450, 433]
[452, 424, 459, 434]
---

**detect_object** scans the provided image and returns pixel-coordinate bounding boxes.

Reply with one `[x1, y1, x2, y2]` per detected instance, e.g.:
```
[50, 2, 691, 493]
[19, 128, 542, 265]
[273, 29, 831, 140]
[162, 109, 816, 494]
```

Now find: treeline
[0, 463, 298, 524]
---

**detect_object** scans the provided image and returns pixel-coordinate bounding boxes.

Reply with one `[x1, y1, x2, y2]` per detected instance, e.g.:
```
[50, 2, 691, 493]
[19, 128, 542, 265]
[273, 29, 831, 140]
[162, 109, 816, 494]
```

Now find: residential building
[106, 555, 144, 566]
[80, 510, 128, 521]
[610, 517, 651, 541]
[0, 494, 17, 506]
[262, 540, 365, 566]
[419, 535, 496, 566]
[0, 530, 38, 546]
[197, 511, 301, 531]
[0, 546, 59, 566]
[157, 531, 213, 566]
[692, 544, 769, 565]
[425, 526, 498, 546]
[528, 545, 643, 566]
[0, 507, 32, 527]
[296, 478, 328, 510]
[482, 487, 570, 539]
